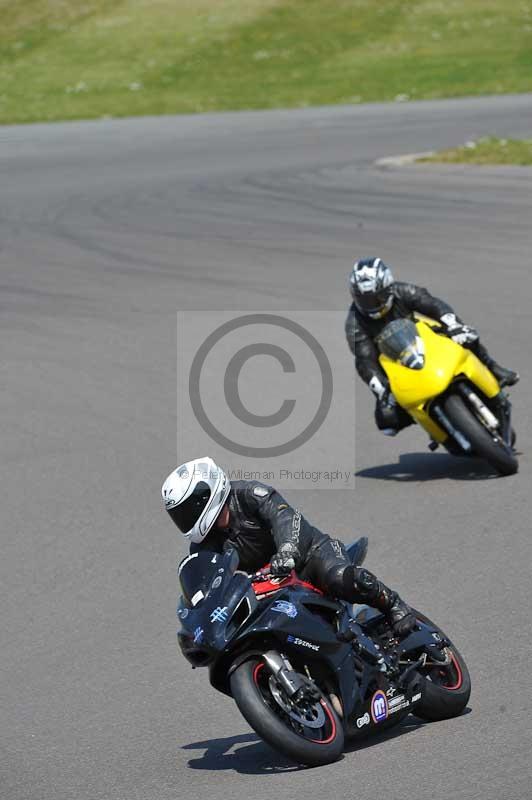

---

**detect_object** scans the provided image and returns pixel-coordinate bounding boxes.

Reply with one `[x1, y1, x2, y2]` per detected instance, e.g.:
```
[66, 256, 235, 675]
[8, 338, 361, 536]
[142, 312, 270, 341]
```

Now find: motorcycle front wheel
[443, 393, 518, 476]
[230, 657, 344, 766]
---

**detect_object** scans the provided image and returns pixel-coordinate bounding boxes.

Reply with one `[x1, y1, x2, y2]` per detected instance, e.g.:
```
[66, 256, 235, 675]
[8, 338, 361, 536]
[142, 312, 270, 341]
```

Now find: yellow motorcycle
[376, 318, 518, 476]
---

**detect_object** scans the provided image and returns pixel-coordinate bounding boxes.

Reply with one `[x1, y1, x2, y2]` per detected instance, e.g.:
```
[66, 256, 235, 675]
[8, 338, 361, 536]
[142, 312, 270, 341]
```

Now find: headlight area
[177, 582, 258, 667]
[177, 630, 213, 668]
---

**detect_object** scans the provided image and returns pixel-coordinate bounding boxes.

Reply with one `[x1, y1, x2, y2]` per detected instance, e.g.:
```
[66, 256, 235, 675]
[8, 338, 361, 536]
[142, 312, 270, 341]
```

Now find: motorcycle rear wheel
[411, 611, 471, 722]
[443, 393, 518, 476]
[230, 657, 344, 766]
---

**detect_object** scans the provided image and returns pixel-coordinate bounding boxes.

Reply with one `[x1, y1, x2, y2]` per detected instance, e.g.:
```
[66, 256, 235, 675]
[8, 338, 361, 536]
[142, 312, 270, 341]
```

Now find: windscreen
[178, 549, 239, 607]
[376, 319, 425, 369]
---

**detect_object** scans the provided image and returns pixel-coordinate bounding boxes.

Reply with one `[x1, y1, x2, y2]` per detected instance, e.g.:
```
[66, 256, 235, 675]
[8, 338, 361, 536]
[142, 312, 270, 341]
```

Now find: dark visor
[168, 481, 212, 533]
[354, 286, 391, 314]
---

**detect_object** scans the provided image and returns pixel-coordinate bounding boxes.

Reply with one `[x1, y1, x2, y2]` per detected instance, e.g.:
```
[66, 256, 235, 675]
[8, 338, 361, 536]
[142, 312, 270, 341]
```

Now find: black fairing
[176, 546, 449, 737]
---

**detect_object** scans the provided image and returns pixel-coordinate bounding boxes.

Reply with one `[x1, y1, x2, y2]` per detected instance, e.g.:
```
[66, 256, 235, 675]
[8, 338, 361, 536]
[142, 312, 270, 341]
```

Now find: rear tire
[443, 393, 518, 476]
[411, 611, 471, 722]
[230, 658, 344, 766]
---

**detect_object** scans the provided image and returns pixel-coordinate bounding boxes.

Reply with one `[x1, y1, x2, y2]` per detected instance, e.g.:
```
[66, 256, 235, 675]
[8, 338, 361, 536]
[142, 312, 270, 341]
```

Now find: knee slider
[375, 403, 400, 431]
[352, 567, 379, 599]
[325, 563, 350, 599]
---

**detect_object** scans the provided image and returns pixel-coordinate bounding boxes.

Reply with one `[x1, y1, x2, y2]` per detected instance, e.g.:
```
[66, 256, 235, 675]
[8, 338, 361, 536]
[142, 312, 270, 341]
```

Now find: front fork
[431, 384, 513, 452]
[262, 651, 320, 702]
[460, 382, 514, 447]
[489, 391, 513, 447]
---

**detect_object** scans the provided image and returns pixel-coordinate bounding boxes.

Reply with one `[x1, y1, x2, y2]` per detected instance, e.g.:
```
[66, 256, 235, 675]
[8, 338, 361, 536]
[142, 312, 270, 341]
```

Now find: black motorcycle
[177, 539, 471, 766]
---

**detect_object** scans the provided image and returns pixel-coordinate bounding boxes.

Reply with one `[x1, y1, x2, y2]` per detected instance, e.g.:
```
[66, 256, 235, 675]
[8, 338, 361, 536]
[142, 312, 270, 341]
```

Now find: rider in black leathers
[345, 258, 519, 434]
[163, 461, 416, 637]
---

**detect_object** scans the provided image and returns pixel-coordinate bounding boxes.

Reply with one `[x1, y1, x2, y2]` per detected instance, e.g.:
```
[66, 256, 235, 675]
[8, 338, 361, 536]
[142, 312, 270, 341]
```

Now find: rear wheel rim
[423, 650, 463, 691]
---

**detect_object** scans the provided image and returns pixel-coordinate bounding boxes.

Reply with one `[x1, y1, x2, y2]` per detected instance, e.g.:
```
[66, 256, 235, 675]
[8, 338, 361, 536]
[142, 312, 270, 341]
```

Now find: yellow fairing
[379, 322, 500, 442]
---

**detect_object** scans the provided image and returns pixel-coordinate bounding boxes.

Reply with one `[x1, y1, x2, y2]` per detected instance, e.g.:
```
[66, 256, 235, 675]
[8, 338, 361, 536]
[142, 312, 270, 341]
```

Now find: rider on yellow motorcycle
[345, 258, 519, 435]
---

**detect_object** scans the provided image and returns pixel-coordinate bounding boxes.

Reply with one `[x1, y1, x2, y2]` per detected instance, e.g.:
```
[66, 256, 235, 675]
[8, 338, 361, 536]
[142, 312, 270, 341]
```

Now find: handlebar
[251, 566, 295, 583]
[251, 568, 273, 582]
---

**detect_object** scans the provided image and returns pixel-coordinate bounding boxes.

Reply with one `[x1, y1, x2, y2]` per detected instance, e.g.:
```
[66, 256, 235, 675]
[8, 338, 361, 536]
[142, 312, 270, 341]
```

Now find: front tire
[443, 393, 518, 476]
[230, 658, 344, 766]
[412, 611, 471, 722]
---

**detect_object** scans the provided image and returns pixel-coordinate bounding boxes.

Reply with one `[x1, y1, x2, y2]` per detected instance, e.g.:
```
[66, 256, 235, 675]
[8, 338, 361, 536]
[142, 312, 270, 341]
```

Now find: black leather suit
[191, 481, 390, 607]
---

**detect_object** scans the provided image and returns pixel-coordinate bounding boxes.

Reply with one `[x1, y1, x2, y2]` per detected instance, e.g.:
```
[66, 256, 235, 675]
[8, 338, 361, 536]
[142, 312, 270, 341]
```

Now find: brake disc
[268, 676, 325, 728]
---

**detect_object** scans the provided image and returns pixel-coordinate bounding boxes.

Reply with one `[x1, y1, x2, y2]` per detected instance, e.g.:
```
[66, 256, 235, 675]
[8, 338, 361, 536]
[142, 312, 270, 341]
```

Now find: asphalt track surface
[2, 95, 532, 800]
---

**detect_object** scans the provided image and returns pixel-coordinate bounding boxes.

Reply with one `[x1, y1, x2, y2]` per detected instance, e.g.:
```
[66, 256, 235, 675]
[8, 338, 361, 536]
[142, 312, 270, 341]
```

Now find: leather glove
[440, 313, 479, 345]
[448, 325, 479, 346]
[270, 543, 299, 577]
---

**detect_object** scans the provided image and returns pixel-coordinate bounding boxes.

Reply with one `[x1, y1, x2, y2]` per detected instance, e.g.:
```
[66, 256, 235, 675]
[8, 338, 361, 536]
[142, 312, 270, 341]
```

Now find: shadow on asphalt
[344, 706, 471, 755]
[183, 731, 301, 774]
[344, 716, 427, 754]
[356, 452, 499, 482]
[182, 709, 471, 773]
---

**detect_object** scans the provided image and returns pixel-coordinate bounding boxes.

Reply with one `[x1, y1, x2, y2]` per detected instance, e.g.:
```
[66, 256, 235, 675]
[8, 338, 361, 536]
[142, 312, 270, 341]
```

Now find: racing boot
[474, 342, 519, 387]
[375, 395, 414, 437]
[352, 567, 416, 637]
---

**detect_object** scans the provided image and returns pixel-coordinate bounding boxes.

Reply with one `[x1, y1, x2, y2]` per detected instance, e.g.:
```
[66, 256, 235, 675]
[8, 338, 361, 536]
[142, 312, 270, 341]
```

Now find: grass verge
[1, 0, 532, 124]
[419, 137, 532, 165]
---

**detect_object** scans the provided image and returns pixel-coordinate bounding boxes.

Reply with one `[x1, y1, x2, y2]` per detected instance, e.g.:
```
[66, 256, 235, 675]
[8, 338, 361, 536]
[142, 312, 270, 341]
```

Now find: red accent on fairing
[442, 652, 463, 691]
[251, 568, 323, 597]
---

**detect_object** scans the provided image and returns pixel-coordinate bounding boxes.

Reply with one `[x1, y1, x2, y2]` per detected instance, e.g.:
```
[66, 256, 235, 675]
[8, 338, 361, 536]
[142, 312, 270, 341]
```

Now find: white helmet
[162, 457, 231, 544]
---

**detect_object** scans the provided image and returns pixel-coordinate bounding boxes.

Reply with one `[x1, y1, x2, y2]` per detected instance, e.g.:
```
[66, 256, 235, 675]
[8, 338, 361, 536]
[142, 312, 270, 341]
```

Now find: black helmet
[349, 258, 395, 319]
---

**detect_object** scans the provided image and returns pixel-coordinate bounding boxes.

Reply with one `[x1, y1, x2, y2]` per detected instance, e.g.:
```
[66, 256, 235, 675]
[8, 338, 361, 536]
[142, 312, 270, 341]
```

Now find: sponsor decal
[210, 606, 229, 623]
[291, 511, 301, 546]
[356, 712, 370, 729]
[177, 606, 189, 620]
[191, 590, 204, 607]
[412, 692, 422, 703]
[432, 632, 442, 642]
[211, 575, 223, 590]
[193, 626, 204, 644]
[271, 600, 298, 618]
[386, 687, 397, 698]
[388, 694, 406, 707]
[370, 690, 389, 723]
[388, 695, 410, 715]
[331, 539, 343, 557]
[253, 485, 269, 498]
[287, 635, 320, 652]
